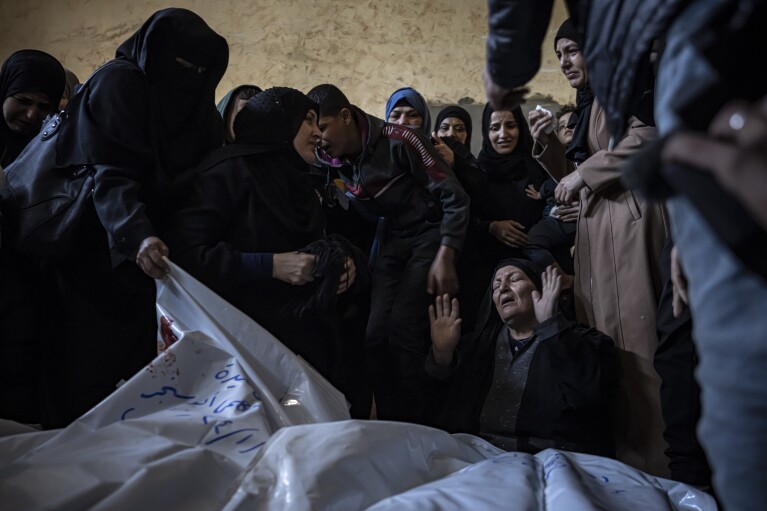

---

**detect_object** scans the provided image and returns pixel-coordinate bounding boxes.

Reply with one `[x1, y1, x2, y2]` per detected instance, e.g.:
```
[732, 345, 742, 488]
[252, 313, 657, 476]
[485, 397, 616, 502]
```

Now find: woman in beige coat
[528, 19, 669, 477]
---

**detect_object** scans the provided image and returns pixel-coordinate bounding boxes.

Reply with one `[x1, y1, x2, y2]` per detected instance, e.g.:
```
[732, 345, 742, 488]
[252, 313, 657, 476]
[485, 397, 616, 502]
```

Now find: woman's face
[293, 109, 322, 164]
[555, 38, 588, 89]
[3, 91, 55, 136]
[387, 105, 423, 128]
[488, 110, 520, 154]
[437, 117, 468, 144]
[492, 265, 536, 323]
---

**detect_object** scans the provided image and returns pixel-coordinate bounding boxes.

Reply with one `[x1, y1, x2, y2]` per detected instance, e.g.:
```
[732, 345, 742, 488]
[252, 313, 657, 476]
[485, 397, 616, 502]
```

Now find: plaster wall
[0, 0, 574, 116]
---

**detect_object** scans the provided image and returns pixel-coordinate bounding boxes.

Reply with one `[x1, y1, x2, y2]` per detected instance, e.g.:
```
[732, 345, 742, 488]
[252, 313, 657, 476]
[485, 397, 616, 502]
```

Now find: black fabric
[474, 105, 546, 267]
[229, 88, 324, 242]
[554, 17, 581, 48]
[494, 257, 543, 291]
[485, 0, 557, 89]
[292, 233, 369, 319]
[478, 105, 543, 182]
[56, 8, 228, 178]
[39, 261, 157, 429]
[654, 237, 712, 486]
[1, 50, 65, 167]
[434, 105, 473, 151]
[164, 86, 373, 414]
[23, 8, 228, 429]
[235, 87, 318, 152]
[216, 84, 261, 121]
[524, 216, 576, 275]
[1, 113, 98, 261]
[365, 224, 442, 424]
[581, 0, 687, 139]
[431, 298, 618, 456]
[315, 106, 469, 251]
[564, 85, 595, 164]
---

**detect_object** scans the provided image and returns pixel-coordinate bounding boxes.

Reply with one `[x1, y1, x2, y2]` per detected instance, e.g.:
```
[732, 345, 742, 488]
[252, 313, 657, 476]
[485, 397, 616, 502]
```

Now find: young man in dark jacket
[312, 84, 469, 424]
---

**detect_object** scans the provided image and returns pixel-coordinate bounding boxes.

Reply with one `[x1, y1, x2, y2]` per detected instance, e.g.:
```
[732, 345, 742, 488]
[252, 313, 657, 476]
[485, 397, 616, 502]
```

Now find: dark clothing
[167, 151, 331, 364]
[167, 88, 369, 417]
[320, 108, 468, 252]
[474, 105, 547, 287]
[486, 0, 562, 92]
[24, 9, 227, 428]
[427, 312, 618, 457]
[0, 50, 65, 168]
[367, 225, 442, 423]
[308, 164, 377, 257]
[40, 259, 157, 428]
[0, 50, 65, 421]
[319, 107, 469, 423]
[167, 150, 369, 415]
[654, 238, 711, 486]
[216, 84, 261, 143]
[525, 215, 576, 275]
[434, 105, 473, 152]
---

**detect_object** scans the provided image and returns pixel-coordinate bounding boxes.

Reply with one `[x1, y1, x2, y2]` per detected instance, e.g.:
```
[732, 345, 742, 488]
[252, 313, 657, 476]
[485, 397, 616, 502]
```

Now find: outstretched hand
[429, 293, 462, 367]
[532, 265, 563, 323]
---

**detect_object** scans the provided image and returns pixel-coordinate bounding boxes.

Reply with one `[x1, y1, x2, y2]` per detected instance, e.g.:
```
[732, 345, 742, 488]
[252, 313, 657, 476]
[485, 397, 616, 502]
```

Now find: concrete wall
[0, 0, 573, 117]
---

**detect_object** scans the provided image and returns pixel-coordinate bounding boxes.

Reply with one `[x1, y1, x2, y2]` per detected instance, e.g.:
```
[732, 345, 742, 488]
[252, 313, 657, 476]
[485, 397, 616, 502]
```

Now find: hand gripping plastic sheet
[0, 262, 717, 511]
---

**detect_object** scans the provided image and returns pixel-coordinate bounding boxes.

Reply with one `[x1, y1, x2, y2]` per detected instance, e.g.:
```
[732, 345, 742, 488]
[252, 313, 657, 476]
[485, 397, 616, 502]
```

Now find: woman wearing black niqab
[167, 87, 367, 416]
[0, 49, 65, 168]
[32, 8, 228, 428]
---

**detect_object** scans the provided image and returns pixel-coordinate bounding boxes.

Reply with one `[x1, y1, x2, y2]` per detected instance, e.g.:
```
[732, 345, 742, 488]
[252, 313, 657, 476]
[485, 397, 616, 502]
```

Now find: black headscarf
[437, 257, 543, 433]
[56, 8, 228, 177]
[200, 87, 325, 245]
[1, 50, 65, 167]
[555, 18, 594, 165]
[477, 104, 545, 184]
[435, 105, 473, 151]
[564, 85, 595, 165]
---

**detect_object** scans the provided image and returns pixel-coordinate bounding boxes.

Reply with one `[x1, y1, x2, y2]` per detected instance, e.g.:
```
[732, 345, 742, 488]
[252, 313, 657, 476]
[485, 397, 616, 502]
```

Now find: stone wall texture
[0, 0, 574, 114]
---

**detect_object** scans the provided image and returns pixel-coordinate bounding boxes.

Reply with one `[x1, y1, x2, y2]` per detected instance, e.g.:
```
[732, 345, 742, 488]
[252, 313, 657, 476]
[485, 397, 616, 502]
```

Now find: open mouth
[500, 294, 517, 307]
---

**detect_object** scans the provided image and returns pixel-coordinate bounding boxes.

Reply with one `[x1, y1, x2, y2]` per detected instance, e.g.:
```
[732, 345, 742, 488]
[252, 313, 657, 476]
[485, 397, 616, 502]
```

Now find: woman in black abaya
[0, 49, 64, 423]
[167, 88, 366, 416]
[36, 8, 228, 428]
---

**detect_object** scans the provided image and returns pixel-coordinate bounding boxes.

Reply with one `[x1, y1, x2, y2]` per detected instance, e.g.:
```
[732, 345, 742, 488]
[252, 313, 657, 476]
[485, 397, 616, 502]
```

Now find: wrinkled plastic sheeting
[221, 421, 503, 510]
[0, 261, 350, 511]
[367, 446, 717, 511]
[216, 421, 715, 511]
[0, 262, 717, 511]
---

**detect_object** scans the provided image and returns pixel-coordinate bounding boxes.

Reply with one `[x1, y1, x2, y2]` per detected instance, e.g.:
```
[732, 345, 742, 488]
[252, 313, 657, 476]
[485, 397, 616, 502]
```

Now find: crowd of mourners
[2, 3, 766, 509]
